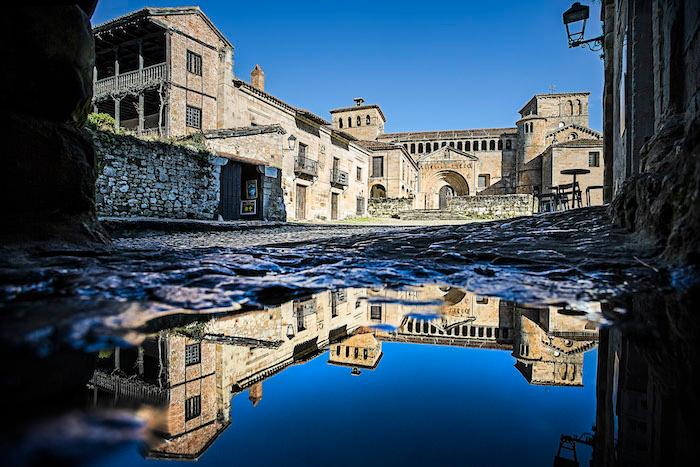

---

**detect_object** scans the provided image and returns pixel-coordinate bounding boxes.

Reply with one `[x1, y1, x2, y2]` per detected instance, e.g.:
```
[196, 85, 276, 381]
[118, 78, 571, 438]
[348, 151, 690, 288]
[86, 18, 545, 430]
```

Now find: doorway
[439, 185, 455, 209]
[220, 161, 241, 220]
[331, 193, 339, 220]
[296, 184, 307, 220]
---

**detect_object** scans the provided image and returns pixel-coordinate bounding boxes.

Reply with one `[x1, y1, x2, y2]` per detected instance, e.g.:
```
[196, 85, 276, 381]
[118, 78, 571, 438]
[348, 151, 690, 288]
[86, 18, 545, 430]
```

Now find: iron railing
[294, 156, 319, 177]
[94, 62, 167, 99]
[330, 169, 349, 186]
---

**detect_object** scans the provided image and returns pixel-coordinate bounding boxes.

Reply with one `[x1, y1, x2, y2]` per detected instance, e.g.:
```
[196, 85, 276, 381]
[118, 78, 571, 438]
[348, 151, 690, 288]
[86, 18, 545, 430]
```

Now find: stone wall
[90, 129, 222, 219]
[368, 197, 414, 217]
[446, 195, 533, 219]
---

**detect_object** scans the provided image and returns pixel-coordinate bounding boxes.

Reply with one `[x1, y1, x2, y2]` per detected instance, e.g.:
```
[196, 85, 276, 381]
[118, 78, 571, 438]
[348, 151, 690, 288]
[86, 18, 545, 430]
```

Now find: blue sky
[93, 0, 604, 133]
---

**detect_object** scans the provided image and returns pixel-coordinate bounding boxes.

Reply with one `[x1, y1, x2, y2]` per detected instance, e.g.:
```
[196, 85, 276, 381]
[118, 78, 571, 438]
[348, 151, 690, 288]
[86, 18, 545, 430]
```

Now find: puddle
[1, 285, 606, 466]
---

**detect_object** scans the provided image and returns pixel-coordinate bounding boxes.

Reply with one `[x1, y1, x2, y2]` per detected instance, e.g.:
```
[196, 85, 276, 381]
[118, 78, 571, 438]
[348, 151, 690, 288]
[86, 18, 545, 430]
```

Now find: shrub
[86, 112, 116, 131]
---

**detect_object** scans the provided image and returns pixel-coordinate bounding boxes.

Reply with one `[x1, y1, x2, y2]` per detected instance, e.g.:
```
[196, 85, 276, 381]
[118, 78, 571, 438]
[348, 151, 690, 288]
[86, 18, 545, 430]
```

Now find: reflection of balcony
[89, 370, 167, 405]
[330, 169, 349, 187]
[294, 297, 317, 316]
[94, 62, 167, 99]
[294, 156, 319, 178]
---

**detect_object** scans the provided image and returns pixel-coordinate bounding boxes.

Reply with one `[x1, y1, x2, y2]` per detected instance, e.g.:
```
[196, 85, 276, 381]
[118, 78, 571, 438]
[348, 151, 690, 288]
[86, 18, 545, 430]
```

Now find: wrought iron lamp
[563, 2, 603, 51]
[287, 134, 297, 151]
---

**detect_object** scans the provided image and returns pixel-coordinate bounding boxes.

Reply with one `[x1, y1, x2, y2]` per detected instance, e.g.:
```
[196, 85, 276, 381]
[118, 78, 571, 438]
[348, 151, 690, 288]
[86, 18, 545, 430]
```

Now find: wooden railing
[94, 62, 167, 99]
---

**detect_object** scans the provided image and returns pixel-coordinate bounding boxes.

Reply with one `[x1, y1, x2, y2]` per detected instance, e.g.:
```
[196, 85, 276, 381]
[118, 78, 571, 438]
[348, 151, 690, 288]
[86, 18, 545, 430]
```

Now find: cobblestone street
[112, 223, 425, 250]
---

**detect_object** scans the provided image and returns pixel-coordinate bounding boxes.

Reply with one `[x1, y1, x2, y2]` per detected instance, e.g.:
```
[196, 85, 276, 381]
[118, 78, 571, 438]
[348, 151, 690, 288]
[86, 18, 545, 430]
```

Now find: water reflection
[77, 286, 600, 464]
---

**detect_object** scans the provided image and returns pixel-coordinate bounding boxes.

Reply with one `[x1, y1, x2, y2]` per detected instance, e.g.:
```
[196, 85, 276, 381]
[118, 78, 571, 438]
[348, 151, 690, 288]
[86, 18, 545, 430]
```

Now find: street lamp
[287, 134, 297, 151]
[563, 2, 603, 51]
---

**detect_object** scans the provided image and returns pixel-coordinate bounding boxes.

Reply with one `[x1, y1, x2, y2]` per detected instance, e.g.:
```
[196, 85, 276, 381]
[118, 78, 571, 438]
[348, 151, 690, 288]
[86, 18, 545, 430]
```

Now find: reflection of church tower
[248, 382, 263, 407]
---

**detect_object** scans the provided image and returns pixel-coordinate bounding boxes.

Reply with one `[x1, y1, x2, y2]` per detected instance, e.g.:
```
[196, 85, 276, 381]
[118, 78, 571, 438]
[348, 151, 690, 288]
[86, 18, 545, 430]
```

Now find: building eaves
[518, 91, 591, 116]
[202, 124, 286, 139]
[551, 138, 603, 149]
[329, 104, 387, 122]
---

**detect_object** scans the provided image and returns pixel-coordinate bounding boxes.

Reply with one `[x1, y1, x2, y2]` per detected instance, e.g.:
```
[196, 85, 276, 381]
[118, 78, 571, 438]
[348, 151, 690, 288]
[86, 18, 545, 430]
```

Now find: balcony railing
[295, 156, 319, 178]
[94, 62, 167, 99]
[330, 169, 349, 186]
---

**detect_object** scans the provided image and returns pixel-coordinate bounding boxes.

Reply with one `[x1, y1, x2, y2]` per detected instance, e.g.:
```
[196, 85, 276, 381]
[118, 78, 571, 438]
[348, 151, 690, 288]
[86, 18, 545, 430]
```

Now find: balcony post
[114, 96, 120, 129]
[137, 40, 144, 134]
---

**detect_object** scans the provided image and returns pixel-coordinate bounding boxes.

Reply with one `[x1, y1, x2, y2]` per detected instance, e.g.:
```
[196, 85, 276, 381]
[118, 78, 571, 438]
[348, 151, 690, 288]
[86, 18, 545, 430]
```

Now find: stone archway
[422, 170, 470, 209]
[370, 184, 387, 199]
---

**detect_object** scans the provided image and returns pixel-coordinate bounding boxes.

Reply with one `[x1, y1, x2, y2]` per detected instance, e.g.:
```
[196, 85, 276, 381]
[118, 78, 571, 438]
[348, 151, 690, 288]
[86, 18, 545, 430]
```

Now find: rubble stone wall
[446, 195, 534, 219]
[90, 129, 222, 219]
[368, 197, 414, 217]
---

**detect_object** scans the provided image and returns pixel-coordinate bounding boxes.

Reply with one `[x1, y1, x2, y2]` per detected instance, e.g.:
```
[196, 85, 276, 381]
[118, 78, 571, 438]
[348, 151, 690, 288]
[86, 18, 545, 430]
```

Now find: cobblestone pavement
[113, 223, 424, 250]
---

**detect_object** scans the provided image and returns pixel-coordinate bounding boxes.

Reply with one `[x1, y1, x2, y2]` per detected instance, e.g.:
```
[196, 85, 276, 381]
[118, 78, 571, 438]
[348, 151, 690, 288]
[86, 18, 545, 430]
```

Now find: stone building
[92, 7, 368, 221]
[331, 92, 605, 210]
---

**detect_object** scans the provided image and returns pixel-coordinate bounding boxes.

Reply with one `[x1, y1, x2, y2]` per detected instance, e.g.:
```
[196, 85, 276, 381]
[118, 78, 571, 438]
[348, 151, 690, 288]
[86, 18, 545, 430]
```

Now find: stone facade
[445, 195, 534, 219]
[91, 128, 223, 219]
[604, 0, 700, 264]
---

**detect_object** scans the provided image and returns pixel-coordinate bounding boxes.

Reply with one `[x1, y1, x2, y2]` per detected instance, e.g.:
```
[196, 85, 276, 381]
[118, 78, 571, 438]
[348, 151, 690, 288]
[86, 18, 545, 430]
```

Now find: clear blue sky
[93, 0, 604, 133]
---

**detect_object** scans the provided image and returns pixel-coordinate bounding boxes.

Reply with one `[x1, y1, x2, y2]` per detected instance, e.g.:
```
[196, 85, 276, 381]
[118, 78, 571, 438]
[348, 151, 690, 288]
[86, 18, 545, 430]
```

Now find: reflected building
[86, 286, 599, 460]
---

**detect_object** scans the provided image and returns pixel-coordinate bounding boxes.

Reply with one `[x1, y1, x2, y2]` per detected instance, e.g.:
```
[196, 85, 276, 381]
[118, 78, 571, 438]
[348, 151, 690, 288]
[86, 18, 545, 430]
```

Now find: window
[370, 305, 382, 320]
[371, 156, 384, 177]
[506, 139, 512, 150]
[297, 311, 305, 331]
[433, 142, 439, 151]
[465, 141, 471, 151]
[441, 142, 446, 147]
[418, 143, 423, 153]
[366, 115, 371, 125]
[298, 142, 307, 158]
[478, 174, 490, 189]
[589, 151, 600, 167]
[339, 118, 343, 129]
[476, 296, 489, 304]
[409, 143, 415, 154]
[186, 50, 202, 76]
[489, 140, 495, 151]
[457, 141, 463, 150]
[357, 116, 361, 126]
[186, 106, 202, 129]
[569, 132, 578, 140]
[185, 343, 201, 366]
[449, 142, 455, 148]
[356, 166, 362, 181]
[185, 395, 201, 421]
[497, 140, 503, 150]
[481, 140, 488, 150]
[348, 117, 352, 128]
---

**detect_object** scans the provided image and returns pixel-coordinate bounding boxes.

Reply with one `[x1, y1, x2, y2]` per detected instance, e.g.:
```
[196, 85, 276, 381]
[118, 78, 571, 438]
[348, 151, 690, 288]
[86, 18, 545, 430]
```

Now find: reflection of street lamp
[351, 367, 361, 376]
[287, 134, 297, 151]
[563, 2, 603, 51]
[286, 324, 295, 339]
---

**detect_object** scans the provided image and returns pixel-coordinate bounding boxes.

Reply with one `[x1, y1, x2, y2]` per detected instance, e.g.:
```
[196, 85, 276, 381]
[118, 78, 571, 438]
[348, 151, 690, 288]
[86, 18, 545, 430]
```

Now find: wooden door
[331, 193, 339, 220]
[439, 185, 454, 210]
[220, 161, 241, 220]
[295, 184, 306, 220]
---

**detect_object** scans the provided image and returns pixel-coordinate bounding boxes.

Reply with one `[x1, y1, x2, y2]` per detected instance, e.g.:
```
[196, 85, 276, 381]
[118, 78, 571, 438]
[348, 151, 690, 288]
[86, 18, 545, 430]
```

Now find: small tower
[329, 98, 386, 141]
[251, 64, 265, 92]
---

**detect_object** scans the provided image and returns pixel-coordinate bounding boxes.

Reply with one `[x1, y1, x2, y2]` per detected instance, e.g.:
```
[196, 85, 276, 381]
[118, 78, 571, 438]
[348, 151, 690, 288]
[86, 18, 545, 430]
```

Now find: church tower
[329, 97, 386, 141]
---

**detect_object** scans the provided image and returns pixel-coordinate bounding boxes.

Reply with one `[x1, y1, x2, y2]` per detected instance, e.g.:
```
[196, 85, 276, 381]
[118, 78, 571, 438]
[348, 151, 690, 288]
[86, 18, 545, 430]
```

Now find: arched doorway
[370, 184, 386, 199]
[439, 185, 455, 209]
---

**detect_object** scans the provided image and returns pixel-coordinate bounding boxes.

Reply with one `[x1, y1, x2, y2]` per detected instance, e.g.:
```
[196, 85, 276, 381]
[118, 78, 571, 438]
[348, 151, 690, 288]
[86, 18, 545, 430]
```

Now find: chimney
[354, 97, 365, 107]
[251, 64, 265, 92]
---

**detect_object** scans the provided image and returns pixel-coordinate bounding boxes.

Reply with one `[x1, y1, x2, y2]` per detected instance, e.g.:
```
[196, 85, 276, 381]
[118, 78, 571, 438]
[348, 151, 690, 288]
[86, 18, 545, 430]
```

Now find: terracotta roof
[378, 127, 518, 141]
[552, 138, 603, 148]
[329, 104, 386, 122]
[93, 6, 232, 48]
[356, 140, 402, 150]
[547, 123, 602, 139]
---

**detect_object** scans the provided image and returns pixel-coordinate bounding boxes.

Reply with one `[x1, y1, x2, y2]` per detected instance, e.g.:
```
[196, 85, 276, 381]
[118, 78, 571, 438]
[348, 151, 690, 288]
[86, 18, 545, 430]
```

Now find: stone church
[331, 93, 605, 209]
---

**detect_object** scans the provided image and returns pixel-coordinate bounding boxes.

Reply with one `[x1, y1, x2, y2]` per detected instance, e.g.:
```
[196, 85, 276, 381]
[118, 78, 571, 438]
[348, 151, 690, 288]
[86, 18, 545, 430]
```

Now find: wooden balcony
[94, 62, 167, 99]
[330, 169, 349, 187]
[294, 156, 319, 179]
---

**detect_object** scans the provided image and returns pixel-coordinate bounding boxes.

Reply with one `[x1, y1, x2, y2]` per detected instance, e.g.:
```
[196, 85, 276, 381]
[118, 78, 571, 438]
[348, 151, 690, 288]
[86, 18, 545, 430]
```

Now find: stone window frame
[356, 115, 361, 127]
[356, 166, 362, 181]
[588, 151, 600, 167]
[186, 50, 202, 76]
[185, 105, 202, 129]
[370, 305, 382, 320]
[371, 156, 384, 178]
[366, 115, 371, 125]
[185, 343, 201, 366]
[185, 395, 201, 421]
[478, 174, 490, 189]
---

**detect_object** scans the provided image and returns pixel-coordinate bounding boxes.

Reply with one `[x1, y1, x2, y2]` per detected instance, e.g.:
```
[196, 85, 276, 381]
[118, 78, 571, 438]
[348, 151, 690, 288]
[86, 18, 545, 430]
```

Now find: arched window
[404, 144, 409, 151]
[339, 118, 343, 129]
[506, 139, 512, 150]
[481, 140, 488, 150]
[457, 141, 463, 150]
[433, 142, 439, 151]
[465, 141, 471, 151]
[370, 184, 386, 198]
[497, 139, 503, 150]
[441, 142, 446, 147]
[366, 115, 371, 125]
[348, 117, 352, 128]
[449, 141, 455, 148]
[577, 99, 582, 115]
[489, 140, 495, 151]
[567, 100, 574, 116]
[569, 132, 578, 140]
[356, 116, 361, 126]
[410, 143, 416, 154]
[418, 143, 423, 153]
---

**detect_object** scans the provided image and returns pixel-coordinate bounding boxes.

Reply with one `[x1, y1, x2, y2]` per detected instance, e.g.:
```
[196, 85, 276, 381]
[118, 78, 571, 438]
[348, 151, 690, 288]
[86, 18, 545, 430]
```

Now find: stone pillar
[137, 40, 144, 133]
